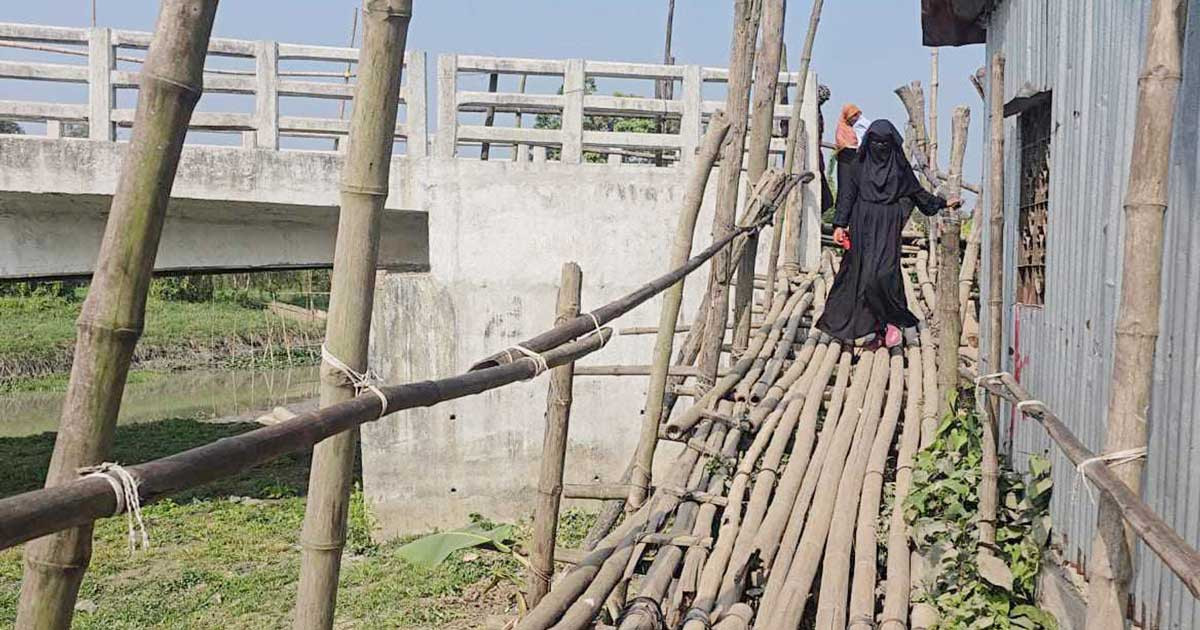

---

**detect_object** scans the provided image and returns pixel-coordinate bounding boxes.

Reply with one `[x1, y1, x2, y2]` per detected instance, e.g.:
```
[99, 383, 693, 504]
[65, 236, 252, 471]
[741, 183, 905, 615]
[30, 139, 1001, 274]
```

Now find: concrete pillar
[680, 64, 702, 166]
[405, 51, 428, 158]
[45, 120, 61, 139]
[561, 59, 585, 164]
[87, 27, 113, 141]
[255, 40, 279, 150]
[799, 71, 821, 271]
[435, 53, 458, 159]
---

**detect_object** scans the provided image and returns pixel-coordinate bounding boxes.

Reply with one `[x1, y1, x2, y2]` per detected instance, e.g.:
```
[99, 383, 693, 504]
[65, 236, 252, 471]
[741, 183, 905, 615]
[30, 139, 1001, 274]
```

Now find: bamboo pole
[1086, 0, 1183, 625]
[766, 0, 821, 314]
[879, 339, 924, 629]
[936, 106, 968, 423]
[293, 3, 413, 628]
[929, 49, 939, 172]
[627, 113, 732, 511]
[847, 350, 905, 629]
[911, 323, 940, 629]
[15, 2, 218, 627]
[0, 331, 612, 553]
[985, 52, 1006, 448]
[709, 336, 842, 618]
[697, 0, 761, 386]
[527, 263, 583, 608]
[978, 374, 1200, 599]
[733, 0, 785, 355]
[813, 348, 891, 629]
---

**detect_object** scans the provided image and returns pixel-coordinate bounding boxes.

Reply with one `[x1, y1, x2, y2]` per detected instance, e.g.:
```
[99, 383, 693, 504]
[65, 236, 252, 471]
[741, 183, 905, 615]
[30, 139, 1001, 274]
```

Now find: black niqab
[857, 119, 923, 204]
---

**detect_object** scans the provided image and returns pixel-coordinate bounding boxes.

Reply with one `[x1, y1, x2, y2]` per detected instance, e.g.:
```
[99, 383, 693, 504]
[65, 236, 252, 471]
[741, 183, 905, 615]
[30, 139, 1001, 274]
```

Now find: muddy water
[0, 365, 319, 438]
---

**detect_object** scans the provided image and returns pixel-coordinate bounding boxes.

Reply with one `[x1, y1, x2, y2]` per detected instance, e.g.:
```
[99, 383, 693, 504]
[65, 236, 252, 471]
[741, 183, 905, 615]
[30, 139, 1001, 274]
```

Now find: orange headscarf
[836, 104, 862, 150]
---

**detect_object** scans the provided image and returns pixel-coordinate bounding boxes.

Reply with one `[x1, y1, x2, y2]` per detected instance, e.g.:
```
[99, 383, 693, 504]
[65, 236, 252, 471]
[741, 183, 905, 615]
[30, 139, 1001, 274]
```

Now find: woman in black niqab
[816, 119, 962, 346]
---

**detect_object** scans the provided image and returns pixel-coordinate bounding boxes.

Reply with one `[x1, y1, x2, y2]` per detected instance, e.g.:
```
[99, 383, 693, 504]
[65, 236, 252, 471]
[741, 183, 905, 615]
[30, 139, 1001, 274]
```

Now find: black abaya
[817, 120, 948, 342]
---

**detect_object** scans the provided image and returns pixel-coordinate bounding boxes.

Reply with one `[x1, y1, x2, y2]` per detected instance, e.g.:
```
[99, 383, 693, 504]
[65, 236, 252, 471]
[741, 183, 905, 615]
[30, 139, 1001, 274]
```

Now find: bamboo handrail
[976, 372, 1200, 599]
[0, 329, 611, 552]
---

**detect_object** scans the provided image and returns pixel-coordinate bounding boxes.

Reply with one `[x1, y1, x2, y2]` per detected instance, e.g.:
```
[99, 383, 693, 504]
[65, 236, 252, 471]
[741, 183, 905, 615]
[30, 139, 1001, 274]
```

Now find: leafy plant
[395, 520, 516, 567]
[904, 391, 1057, 629]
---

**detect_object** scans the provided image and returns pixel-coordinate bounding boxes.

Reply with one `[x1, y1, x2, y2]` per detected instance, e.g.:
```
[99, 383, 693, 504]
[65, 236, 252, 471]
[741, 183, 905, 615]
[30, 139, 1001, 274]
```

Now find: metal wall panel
[979, 0, 1200, 626]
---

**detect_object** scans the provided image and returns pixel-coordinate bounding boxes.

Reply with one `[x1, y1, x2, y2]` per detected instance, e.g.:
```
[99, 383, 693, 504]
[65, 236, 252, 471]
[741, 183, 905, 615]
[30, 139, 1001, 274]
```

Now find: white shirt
[853, 116, 872, 147]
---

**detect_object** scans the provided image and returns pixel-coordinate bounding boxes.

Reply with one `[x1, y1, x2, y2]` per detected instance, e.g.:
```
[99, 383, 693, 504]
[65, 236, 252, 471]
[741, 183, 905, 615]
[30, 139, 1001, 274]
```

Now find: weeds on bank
[904, 391, 1058, 629]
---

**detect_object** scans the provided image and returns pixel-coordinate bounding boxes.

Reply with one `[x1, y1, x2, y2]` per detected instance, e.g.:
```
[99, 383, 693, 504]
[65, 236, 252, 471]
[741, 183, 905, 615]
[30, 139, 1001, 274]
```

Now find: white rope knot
[1072, 447, 1148, 505]
[1016, 399, 1047, 416]
[79, 463, 149, 552]
[322, 344, 388, 418]
[585, 312, 603, 339]
[505, 344, 550, 380]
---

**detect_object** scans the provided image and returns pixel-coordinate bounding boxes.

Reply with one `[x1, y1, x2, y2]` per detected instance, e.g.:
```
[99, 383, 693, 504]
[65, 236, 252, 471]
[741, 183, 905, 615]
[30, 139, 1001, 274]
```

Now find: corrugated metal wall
[979, 0, 1198, 627]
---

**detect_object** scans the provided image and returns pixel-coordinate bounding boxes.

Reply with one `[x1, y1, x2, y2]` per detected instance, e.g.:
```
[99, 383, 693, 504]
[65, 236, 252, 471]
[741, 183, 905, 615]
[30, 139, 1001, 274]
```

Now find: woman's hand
[833, 227, 850, 249]
[946, 196, 964, 209]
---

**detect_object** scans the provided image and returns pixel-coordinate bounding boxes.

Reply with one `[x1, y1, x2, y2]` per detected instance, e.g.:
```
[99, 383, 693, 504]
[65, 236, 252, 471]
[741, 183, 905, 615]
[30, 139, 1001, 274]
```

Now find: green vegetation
[904, 391, 1058, 629]
[0, 419, 595, 629]
[0, 273, 327, 391]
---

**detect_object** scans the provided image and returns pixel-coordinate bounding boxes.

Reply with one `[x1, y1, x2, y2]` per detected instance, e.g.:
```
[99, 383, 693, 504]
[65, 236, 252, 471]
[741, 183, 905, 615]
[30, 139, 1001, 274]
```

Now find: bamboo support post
[732, 0, 784, 355]
[15, 2, 218, 627]
[929, 49, 940, 172]
[527, 263, 583, 608]
[697, 0, 761, 386]
[294, 3, 413, 628]
[935, 106, 968, 423]
[985, 53, 1006, 441]
[627, 112, 732, 511]
[1086, 0, 1183, 625]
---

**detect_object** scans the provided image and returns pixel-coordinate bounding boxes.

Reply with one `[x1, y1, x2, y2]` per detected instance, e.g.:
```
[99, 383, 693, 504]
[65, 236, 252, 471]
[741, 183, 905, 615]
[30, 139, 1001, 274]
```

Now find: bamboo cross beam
[0, 330, 612, 552]
[976, 373, 1200, 599]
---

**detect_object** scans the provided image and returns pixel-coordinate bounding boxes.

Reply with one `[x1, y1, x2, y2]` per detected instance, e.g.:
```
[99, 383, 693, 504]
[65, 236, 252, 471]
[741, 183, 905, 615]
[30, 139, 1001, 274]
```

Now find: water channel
[1, 365, 320, 438]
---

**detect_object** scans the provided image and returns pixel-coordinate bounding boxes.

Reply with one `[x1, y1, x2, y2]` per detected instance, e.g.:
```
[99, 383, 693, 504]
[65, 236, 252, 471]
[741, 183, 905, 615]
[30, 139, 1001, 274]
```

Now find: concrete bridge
[0, 21, 824, 533]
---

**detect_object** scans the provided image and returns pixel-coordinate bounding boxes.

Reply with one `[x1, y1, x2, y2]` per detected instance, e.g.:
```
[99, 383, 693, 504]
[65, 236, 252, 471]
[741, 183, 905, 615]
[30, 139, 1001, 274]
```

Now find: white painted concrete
[363, 158, 762, 537]
[0, 136, 427, 278]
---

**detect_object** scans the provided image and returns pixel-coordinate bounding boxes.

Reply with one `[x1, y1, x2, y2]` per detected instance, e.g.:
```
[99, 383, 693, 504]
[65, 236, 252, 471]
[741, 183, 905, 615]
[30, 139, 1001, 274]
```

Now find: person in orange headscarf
[832, 104, 870, 251]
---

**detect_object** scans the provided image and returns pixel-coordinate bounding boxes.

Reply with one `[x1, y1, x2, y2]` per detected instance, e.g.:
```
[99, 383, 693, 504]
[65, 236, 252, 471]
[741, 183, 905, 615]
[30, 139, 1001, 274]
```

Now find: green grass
[0, 295, 323, 386]
[0, 419, 594, 629]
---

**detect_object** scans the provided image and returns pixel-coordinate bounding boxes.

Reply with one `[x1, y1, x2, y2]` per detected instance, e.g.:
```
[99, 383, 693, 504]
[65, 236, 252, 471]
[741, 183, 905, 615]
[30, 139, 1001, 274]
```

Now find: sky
[3, 1, 985, 195]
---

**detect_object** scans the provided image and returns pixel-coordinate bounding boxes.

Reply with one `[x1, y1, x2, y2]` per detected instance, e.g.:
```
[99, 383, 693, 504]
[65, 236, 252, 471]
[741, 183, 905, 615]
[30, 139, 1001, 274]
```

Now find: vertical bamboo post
[929, 49, 939, 172]
[732, 0, 785, 355]
[293, 3, 412, 629]
[985, 53, 1006, 461]
[627, 113, 732, 510]
[527, 263, 582, 608]
[1086, 0, 1183, 626]
[936, 107, 968, 421]
[697, 0, 761, 381]
[15, 2, 218, 628]
[766, 0, 821, 305]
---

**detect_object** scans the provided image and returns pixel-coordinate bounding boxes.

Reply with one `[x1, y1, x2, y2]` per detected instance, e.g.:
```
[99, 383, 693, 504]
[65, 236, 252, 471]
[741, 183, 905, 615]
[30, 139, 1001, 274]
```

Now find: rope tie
[973, 371, 1007, 387]
[618, 597, 665, 630]
[526, 561, 554, 586]
[79, 463, 148, 552]
[682, 608, 714, 629]
[1016, 399, 1047, 416]
[321, 345, 388, 418]
[503, 344, 550, 380]
[585, 312, 603, 339]
[1073, 447, 1148, 505]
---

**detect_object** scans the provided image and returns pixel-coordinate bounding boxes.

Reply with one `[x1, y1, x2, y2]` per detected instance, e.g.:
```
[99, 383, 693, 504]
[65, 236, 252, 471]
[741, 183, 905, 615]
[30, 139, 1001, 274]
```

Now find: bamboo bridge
[2, 1, 1198, 629]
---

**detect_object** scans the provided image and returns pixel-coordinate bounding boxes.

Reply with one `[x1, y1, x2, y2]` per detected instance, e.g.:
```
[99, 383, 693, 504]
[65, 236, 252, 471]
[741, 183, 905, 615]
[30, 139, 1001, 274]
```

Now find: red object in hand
[834, 227, 851, 250]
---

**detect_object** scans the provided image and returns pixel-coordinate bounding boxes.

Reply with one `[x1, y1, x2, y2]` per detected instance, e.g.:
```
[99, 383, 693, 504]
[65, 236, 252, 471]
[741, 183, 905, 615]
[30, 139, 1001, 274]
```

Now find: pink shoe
[884, 324, 902, 348]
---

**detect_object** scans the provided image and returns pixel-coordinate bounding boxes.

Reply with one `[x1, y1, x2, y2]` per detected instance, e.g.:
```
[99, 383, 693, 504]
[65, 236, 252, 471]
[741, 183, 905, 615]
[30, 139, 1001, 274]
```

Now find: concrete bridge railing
[0, 22, 428, 154]
[0, 21, 815, 165]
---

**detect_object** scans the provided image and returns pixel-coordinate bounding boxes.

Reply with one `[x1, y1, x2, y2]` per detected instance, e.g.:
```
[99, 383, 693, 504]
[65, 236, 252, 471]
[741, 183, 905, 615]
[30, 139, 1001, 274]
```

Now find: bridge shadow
[0, 417, 361, 502]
